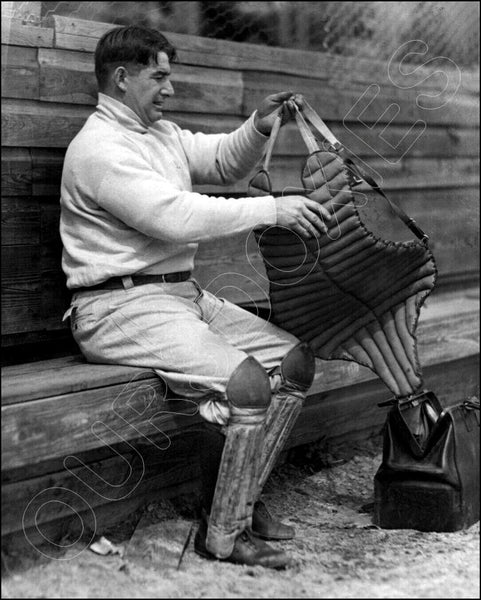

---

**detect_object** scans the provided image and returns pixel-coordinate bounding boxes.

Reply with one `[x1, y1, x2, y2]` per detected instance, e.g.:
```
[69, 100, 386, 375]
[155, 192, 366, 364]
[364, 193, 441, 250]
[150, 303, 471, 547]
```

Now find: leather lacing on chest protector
[248, 101, 437, 399]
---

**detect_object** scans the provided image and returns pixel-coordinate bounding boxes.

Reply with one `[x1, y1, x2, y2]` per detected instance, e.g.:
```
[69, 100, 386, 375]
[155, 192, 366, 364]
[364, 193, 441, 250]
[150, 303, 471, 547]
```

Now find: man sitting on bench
[60, 25, 329, 569]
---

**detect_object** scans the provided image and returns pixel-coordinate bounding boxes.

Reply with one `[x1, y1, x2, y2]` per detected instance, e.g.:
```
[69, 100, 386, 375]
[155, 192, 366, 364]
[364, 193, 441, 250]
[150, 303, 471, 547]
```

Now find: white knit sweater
[60, 93, 277, 289]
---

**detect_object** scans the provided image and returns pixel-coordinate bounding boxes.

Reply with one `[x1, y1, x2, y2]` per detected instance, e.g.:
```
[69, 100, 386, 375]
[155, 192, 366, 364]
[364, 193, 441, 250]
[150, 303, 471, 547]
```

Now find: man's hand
[275, 195, 331, 239]
[254, 91, 304, 135]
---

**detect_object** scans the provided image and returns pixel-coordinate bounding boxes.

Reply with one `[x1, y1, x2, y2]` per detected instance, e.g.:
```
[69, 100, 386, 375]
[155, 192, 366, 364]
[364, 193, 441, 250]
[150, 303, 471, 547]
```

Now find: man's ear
[113, 66, 128, 92]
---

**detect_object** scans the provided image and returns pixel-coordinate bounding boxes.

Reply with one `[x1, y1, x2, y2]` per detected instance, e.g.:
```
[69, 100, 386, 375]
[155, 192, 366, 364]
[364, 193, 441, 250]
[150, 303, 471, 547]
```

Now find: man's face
[122, 51, 174, 126]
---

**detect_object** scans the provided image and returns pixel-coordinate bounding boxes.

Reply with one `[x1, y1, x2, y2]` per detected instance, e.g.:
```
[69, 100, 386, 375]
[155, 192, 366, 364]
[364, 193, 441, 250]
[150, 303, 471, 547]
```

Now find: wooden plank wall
[2, 11, 479, 349]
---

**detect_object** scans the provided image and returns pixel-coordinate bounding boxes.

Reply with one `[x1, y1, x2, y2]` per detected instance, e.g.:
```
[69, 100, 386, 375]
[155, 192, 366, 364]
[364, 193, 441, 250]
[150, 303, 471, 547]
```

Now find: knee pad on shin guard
[226, 356, 272, 409]
[280, 342, 316, 394]
[206, 356, 270, 558]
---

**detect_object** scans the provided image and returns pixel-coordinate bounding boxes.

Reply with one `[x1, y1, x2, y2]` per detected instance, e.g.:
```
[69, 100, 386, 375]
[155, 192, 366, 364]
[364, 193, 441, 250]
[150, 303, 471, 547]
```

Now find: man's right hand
[274, 195, 331, 239]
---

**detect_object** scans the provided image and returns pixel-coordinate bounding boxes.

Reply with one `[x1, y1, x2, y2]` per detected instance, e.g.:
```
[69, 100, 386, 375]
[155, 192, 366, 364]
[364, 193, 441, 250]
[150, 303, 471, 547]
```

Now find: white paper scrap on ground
[89, 536, 125, 557]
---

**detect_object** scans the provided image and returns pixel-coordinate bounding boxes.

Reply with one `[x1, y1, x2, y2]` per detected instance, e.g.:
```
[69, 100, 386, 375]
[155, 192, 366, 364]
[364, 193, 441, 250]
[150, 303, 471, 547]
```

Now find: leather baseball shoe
[251, 500, 296, 540]
[194, 518, 293, 569]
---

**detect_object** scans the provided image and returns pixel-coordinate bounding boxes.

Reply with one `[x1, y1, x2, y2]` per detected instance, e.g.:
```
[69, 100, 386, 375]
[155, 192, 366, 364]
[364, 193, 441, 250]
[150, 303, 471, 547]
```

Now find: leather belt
[74, 271, 192, 293]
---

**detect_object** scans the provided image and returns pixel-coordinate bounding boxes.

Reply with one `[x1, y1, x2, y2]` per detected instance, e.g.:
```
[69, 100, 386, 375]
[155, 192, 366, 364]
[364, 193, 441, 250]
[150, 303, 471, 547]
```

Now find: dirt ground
[2, 435, 479, 599]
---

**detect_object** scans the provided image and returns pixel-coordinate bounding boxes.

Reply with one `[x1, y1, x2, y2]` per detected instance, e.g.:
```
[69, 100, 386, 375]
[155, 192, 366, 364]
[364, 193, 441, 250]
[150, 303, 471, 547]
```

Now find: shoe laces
[240, 528, 259, 550]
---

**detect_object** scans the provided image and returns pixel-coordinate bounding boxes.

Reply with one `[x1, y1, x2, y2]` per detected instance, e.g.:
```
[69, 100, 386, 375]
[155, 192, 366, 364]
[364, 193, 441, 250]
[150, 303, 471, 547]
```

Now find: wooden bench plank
[3, 453, 140, 535]
[1, 378, 201, 470]
[2, 441, 200, 536]
[1, 352, 479, 540]
[2, 289, 478, 470]
[3, 434, 202, 537]
[3, 353, 478, 539]
[2, 357, 157, 405]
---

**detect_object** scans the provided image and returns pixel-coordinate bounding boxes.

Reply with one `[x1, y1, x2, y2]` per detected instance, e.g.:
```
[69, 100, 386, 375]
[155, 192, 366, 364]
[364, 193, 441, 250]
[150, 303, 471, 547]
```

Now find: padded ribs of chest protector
[254, 150, 437, 398]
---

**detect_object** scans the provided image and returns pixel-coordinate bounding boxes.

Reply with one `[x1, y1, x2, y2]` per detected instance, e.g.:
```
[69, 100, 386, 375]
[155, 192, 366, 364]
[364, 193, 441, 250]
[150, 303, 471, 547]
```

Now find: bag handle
[296, 100, 430, 246]
[381, 390, 443, 457]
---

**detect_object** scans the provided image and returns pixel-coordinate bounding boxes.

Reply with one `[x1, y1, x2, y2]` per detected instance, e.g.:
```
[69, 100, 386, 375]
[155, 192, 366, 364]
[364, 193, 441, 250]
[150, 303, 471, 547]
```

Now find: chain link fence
[6, 1, 480, 68]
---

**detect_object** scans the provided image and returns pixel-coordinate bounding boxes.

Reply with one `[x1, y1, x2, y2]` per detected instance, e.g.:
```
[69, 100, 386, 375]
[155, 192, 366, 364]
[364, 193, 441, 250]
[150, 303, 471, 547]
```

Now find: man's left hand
[254, 91, 304, 135]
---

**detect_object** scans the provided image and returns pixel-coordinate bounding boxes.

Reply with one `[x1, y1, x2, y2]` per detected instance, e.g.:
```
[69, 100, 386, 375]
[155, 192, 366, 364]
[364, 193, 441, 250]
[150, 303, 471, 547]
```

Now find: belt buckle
[122, 275, 134, 289]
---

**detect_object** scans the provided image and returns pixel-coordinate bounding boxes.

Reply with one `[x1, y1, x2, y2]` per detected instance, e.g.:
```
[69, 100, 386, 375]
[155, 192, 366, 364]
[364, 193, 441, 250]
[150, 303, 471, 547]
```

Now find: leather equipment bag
[374, 393, 480, 531]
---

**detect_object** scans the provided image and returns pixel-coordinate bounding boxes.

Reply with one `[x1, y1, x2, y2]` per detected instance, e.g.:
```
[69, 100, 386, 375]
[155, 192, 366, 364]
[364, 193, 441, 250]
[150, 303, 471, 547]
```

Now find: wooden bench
[2, 287, 479, 546]
[2, 8, 479, 548]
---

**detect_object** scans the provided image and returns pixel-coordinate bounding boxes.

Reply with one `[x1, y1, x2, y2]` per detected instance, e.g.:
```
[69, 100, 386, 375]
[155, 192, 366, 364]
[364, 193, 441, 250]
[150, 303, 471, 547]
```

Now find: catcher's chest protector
[249, 102, 437, 399]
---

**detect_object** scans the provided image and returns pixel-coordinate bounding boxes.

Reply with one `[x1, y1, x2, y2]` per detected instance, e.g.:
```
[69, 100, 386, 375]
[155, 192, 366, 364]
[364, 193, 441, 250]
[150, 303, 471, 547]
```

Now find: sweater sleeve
[175, 112, 270, 186]
[92, 140, 277, 244]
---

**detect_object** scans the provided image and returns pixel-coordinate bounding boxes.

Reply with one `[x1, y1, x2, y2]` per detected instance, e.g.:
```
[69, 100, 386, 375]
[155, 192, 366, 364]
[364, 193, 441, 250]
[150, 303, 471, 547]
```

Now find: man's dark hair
[95, 25, 177, 90]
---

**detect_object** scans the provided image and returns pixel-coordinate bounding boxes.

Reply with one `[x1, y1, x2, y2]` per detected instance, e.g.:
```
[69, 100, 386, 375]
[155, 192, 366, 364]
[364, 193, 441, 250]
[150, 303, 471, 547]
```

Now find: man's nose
[161, 80, 174, 96]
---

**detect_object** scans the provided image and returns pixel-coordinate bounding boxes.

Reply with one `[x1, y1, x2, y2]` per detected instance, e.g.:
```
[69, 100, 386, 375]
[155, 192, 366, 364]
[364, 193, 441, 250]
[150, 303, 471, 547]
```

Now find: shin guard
[205, 356, 271, 558]
[257, 343, 315, 492]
